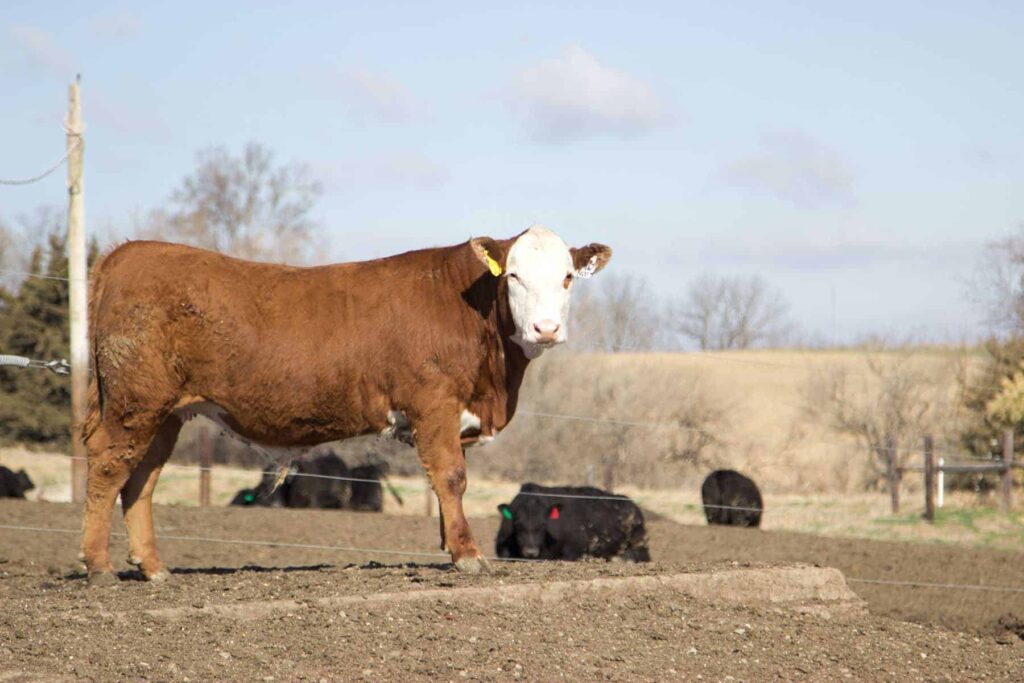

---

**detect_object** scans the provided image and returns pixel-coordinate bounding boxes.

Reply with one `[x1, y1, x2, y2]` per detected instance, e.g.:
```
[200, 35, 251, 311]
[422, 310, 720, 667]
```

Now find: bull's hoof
[77, 551, 86, 563]
[145, 568, 172, 584]
[87, 571, 119, 587]
[454, 556, 491, 574]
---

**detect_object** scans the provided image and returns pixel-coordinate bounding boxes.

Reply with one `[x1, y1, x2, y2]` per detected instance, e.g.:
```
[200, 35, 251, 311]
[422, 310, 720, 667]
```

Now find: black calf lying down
[701, 469, 763, 528]
[496, 483, 650, 562]
[0, 466, 34, 499]
[230, 453, 400, 512]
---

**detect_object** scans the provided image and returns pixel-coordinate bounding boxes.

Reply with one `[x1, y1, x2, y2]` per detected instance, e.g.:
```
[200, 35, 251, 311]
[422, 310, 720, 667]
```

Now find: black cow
[495, 483, 650, 562]
[349, 464, 383, 511]
[229, 465, 290, 507]
[701, 469, 763, 528]
[286, 453, 349, 508]
[229, 454, 403, 511]
[0, 466, 34, 499]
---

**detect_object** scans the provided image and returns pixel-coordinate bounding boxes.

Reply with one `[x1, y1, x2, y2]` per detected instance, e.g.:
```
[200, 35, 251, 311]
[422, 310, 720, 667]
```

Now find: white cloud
[725, 131, 855, 207]
[512, 44, 666, 143]
[336, 67, 419, 123]
[9, 24, 75, 79]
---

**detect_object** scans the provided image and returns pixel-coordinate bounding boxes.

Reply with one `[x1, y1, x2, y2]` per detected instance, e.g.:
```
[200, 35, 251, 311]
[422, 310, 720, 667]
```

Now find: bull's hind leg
[121, 414, 183, 581]
[81, 416, 160, 585]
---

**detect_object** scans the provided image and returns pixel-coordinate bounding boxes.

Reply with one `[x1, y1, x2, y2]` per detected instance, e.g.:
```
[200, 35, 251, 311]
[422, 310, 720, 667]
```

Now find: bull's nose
[521, 547, 540, 559]
[532, 320, 561, 344]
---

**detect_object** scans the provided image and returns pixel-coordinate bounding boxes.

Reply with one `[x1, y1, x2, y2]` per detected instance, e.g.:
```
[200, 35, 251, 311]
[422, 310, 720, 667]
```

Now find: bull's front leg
[412, 406, 488, 573]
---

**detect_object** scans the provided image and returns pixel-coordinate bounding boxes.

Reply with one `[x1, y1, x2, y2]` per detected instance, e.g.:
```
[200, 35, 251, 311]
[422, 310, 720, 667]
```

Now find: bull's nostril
[533, 320, 560, 338]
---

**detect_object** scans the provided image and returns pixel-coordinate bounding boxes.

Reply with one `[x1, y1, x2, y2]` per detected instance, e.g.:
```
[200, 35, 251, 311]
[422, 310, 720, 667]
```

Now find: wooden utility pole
[1002, 429, 1014, 512]
[67, 75, 88, 504]
[923, 435, 935, 522]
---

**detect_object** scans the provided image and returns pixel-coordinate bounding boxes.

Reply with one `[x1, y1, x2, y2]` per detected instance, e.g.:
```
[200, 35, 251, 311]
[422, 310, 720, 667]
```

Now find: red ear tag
[549, 507, 560, 520]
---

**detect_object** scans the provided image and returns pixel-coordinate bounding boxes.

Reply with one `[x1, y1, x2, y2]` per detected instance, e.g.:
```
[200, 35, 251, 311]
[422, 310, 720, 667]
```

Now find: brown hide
[80, 238, 535, 581]
[89, 239, 528, 445]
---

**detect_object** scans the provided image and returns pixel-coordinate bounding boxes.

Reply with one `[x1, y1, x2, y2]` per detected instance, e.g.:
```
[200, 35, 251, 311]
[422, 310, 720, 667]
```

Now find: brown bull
[81, 225, 611, 583]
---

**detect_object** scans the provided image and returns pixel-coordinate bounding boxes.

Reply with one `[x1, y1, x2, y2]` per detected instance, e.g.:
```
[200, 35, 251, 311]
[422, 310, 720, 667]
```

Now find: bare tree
[138, 142, 323, 264]
[668, 273, 790, 350]
[569, 272, 662, 352]
[969, 224, 1024, 336]
[803, 347, 961, 489]
[481, 352, 725, 488]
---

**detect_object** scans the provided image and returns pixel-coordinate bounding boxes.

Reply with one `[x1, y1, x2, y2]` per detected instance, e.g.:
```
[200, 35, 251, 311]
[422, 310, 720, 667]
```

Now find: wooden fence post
[923, 435, 935, 522]
[603, 455, 616, 492]
[885, 434, 900, 514]
[198, 427, 211, 507]
[1003, 429, 1014, 512]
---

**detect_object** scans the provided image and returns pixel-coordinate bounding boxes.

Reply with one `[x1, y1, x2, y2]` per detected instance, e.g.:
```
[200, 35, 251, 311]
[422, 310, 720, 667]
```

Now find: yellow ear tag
[483, 249, 502, 277]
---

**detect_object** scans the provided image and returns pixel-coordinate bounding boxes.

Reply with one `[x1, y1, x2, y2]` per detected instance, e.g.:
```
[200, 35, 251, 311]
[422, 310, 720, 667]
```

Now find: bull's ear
[470, 237, 506, 277]
[498, 503, 513, 520]
[570, 243, 612, 279]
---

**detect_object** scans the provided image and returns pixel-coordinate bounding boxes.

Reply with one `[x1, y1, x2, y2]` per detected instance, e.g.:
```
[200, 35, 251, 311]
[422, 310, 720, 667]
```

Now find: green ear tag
[244, 492, 255, 504]
[501, 507, 513, 521]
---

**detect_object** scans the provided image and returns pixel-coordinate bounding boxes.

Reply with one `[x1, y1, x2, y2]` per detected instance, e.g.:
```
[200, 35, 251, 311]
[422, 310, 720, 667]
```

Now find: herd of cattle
[227, 463, 764, 562]
[0, 458, 762, 564]
[0, 458, 762, 563]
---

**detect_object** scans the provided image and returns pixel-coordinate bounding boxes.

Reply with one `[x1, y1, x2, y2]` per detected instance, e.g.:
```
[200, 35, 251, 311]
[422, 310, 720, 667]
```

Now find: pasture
[1, 500, 1023, 680]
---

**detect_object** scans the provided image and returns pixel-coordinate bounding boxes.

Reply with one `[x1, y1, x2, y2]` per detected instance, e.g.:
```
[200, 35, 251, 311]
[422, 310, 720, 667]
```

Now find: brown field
[1, 499, 1023, 681]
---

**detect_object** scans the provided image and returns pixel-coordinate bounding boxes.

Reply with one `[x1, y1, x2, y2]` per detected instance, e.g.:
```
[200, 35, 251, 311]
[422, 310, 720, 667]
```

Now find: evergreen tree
[0, 231, 99, 446]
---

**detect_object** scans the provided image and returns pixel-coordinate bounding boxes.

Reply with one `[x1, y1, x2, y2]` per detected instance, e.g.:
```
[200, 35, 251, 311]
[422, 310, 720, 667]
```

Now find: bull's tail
[80, 248, 114, 443]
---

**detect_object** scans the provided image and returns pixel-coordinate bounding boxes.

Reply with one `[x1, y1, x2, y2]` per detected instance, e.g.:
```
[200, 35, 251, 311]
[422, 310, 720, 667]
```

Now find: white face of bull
[472, 225, 612, 359]
[505, 227, 575, 355]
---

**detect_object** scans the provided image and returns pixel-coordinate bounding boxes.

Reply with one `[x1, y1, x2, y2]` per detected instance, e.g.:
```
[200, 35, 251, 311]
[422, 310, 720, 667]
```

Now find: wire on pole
[0, 138, 81, 186]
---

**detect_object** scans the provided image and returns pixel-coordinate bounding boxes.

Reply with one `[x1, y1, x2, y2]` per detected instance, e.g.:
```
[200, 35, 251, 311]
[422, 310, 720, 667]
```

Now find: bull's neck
[495, 277, 531, 421]
[448, 242, 531, 422]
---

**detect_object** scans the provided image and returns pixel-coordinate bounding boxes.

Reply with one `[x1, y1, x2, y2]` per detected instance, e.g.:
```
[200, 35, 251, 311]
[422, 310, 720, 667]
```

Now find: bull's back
[90, 241, 464, 442]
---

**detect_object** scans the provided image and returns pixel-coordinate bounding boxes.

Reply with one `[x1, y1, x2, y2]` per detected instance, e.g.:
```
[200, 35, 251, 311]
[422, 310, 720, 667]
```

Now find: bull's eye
[508, 272, 520, 283]
[563, 273, 573, 289]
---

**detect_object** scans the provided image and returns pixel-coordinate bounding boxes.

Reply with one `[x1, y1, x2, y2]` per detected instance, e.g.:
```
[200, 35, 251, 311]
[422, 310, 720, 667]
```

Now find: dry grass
[477, 347, 980, 494]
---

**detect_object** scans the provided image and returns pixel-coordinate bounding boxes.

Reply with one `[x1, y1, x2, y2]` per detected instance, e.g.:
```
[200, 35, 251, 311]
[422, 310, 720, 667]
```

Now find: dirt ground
[1, 500, 1023, 681]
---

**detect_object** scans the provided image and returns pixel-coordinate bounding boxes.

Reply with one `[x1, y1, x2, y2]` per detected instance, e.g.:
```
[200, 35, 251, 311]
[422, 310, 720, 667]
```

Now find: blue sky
[2, 1, 1022, 343]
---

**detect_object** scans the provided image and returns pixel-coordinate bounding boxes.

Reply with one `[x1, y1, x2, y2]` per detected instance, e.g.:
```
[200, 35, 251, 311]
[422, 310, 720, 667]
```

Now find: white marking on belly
[382, 409, 414, 445]
[459, 409, 481, 435]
